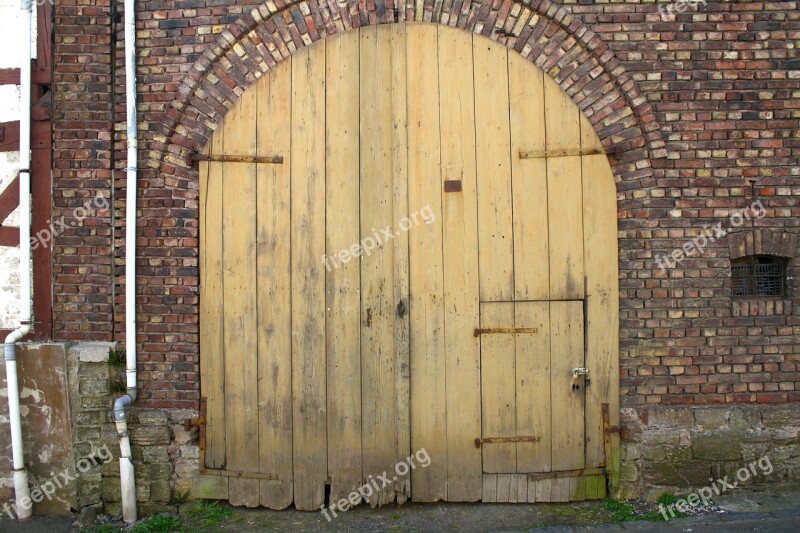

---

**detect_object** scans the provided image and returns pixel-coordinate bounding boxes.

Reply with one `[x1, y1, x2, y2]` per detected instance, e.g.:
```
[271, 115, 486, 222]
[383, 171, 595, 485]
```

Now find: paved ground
[0, 482, 797, 532]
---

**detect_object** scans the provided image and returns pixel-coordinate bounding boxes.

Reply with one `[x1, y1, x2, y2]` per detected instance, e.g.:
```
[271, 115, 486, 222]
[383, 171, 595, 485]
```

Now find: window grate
[731, 255, 787, 297]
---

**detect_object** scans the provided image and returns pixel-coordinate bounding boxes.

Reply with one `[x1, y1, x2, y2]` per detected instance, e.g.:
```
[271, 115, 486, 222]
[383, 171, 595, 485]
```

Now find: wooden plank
[534, 478, 552, 501]
[550, 301, 585, 472]
[474, 37, 514, 302]
[0, 175, 19, 223]
[514, 302, 551, 473]
[0, 225, 18, 247]
[222, 86, 260, 507]
[550, 478, 571, 502]
[0, 121, 20, 153]
[571, 475, 586, 501]
[544, 75, 584, 300]
[482, 474, 497, 503]
[291, 42, 327, 511]
[516, 474, 528, 503]
[199, 122, 225, 470]
[580, 112, 620, 484]
[407, 23, 447, 502]
[390, 23, 411, 506]
[324, 30, 362, 509]
[359, 25, 398, 507]
[509, 53, 549, 301]
[527, 476, 537, 502]
[438, 26, 481, 502]
[255, 59, 294, 509]
[31, 139, 53, 339]
[479, 302, 516, 474]
[0, 69, 20, 85]
[497, 473, 512, 502]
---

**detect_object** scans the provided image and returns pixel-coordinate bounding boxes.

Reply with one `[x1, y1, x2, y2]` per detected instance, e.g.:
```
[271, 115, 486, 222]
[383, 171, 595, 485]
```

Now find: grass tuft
[108, 349, 126, 367]
[132, 514, 183, 533]
[168, 488, 192, 506]
[186, 500, 234, 526]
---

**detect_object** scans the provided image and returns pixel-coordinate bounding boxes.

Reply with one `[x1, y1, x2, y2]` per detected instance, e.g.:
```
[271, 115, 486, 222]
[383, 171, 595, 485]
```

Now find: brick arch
[149, 0, 664, 188]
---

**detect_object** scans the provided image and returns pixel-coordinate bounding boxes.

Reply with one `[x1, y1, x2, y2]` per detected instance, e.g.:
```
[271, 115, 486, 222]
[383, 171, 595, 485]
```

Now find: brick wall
[51, 1, 799, 413]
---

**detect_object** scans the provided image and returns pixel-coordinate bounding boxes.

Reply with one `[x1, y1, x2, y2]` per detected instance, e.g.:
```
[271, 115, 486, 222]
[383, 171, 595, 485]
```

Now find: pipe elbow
[113, 394, 133, 422]
[4, 324, 31, 351]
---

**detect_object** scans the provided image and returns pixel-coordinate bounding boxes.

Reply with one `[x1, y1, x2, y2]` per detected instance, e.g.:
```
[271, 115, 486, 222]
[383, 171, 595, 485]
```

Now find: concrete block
[69, 342, 115, 363]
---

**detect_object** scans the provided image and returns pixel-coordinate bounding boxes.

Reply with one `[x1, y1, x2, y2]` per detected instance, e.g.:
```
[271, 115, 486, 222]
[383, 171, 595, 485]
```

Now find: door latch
[572, 367, 589, 379]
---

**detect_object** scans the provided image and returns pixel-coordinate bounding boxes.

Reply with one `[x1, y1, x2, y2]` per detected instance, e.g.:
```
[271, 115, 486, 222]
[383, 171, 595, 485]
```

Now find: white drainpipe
[114, 0, 138, 523]
[2, 0, 34, 520]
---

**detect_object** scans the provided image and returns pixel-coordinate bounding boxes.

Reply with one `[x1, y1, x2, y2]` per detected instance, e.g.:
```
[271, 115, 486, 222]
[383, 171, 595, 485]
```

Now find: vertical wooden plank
[360, 25, 398, 507]
[584, 475, 600, 500]
[479, 302, 516, 473]
[407, 23, 447, 502]
[482, 474, 497, 503]
[474, 37, 514, 302]
[581, 113, 620, 484]
[497, 474, 512, 502]
[571, 476, 586, 501]
[223, 87, 260, 507]
[291, 42, 327, 511]
[324, 29, 362, 508]
[550, 478, 571, 502]
[544, 75, 584, 300]
[256, 60, 294, 509]
[550, 301, 585, 472]
[509, 52, 549, 301]
[200, 128, 225, 470]
[527, 476, 537, 502]
[391, 23, 411, 505]
[534, 479, 552, 502]
[514, 302, 551, 473]
[516, 474, 528, 503]
[438, 26, 481, 502]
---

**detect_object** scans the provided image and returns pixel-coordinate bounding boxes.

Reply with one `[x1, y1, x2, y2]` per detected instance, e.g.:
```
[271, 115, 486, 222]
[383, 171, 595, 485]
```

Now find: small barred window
[731, 255, 787, 298]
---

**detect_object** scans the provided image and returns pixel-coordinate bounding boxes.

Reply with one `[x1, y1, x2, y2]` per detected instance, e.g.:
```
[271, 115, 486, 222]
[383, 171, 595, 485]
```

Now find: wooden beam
[0, 225, 19, 247]
[0, 121, 21, 152]
[0, 69, 20, 85]
[0, 175, 20, 223]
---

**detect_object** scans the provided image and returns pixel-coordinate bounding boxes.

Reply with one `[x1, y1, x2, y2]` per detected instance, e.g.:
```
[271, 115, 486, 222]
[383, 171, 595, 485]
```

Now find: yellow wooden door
[198, 22, 619, 510]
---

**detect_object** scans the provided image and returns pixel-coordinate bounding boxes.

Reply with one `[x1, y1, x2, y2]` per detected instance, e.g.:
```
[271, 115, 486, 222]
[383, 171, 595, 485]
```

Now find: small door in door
[479, 300, 586, 474]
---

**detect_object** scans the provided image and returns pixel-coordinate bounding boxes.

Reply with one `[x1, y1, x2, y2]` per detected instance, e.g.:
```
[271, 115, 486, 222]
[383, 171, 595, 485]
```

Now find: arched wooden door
[199, 23, 619, 511]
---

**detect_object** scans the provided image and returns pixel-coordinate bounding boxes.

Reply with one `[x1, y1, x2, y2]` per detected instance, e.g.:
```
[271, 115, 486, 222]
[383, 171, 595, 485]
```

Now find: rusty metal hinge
[475, 435, 541, 448]
[519, 147, 607, 160]
[192, 154, 284, 164]
[474, 327, 538, 337]
[527, 467, 607, 481]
